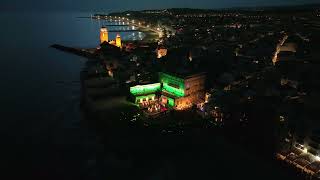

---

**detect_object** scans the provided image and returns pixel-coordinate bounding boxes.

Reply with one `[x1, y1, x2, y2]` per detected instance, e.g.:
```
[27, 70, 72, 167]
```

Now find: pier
[108, 30, 139, 32]
[90, 15, 163, 35]
[102, 24, 130, 26]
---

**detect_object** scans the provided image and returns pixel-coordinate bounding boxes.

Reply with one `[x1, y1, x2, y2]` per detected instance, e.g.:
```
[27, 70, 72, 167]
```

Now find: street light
[159, 32, 163, 38]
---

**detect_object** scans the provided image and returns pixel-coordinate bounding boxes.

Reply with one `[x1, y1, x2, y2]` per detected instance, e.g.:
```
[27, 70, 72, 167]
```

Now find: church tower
[100, 27, 109, 44]
[116, 33, 122, 48]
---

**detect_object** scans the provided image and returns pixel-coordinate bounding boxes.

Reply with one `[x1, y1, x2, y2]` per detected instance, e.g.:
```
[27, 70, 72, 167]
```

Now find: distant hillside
[225, 3, 320, 11]
[108, 3, 320, 16]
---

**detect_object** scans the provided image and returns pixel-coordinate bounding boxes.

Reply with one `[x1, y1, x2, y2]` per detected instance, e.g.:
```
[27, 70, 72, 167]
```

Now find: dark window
[168, 83, 180, 89]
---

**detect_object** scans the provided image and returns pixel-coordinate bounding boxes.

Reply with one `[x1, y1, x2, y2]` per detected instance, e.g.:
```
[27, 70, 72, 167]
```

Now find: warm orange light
[157, 48, 167, 58]
[116, 34, 122, 48]
[100, 27, 109, 43]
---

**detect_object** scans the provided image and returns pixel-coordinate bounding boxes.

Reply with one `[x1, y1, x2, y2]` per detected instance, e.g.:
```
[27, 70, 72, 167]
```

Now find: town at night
[1, 0, 320, 179]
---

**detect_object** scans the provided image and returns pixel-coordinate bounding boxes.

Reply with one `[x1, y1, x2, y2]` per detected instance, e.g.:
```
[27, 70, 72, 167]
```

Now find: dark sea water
[0, 11, 143, 179]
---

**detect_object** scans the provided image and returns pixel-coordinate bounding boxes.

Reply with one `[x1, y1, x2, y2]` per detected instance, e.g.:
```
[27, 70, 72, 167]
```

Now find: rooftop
[160, 70, 206, 80]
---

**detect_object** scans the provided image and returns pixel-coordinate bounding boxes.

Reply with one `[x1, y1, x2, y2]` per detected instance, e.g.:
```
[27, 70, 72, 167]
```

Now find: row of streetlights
[95, 15, 166, 39]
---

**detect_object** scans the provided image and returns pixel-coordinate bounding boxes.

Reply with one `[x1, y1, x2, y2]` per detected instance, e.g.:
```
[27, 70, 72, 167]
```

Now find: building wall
[168, 97, 175, 107]
[158, 72, 206, 109]
[135, 94, 156, 104]
[130, 73, 206, 110]
[177, 73, 206, 109]
[100, 28, 109, 43]
[116, 34, 122, 48]
[157, 48, 167, 58]
[159, 72, 185, 97]
[175, 91, 205, 110]
[184, 74, 206, 96]
[130, 83, 161, 96]
[174, 73, 206, 110]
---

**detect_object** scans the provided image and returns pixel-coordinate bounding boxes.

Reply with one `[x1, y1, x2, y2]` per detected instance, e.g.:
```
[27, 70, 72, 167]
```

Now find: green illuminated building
[134, 94, 156, 104]
[167, 97, 175, 107]
[159, 72, 185, 97]
[130, 72, 206, 109]
[130, 83, 161, 96]
[129, 83, 161, 104]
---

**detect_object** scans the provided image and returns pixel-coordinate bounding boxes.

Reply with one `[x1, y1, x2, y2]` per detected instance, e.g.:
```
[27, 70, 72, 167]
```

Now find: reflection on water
[96, 19, 145, 41]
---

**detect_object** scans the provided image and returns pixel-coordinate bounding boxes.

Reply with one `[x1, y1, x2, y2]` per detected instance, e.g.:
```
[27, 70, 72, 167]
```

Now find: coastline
[138, 27, 159, 43]
[76, 16, 160, 43]
[51, 16, 160, 118]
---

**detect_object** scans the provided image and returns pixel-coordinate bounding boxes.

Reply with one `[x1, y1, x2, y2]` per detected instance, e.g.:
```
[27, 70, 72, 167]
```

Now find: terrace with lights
[128, 71, 206, 118]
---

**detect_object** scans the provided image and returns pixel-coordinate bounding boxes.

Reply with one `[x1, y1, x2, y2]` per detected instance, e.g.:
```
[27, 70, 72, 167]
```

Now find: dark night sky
[1, 0, 319, 12]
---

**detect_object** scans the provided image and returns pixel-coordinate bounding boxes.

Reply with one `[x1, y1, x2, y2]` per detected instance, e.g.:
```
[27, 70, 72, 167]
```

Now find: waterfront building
[130, 83, 161, 104]
[129, 72, 206, 110]
[99, 27, 122, 49]
[100, 27, 109, 43]
[159, 72, 206, 110]
[156, 47, 168, 58]
[116, 34, 122, 48]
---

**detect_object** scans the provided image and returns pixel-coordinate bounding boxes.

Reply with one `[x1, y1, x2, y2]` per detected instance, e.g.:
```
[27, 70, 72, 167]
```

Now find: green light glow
[163, 83, 184, 97]
[159, 72, 185, 97]
[135, 94, 156, 104]
[129, 73, 189, 107]
[130, 83, 161, 95]
[168, 97, 175, 107]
